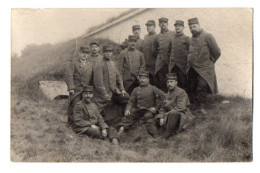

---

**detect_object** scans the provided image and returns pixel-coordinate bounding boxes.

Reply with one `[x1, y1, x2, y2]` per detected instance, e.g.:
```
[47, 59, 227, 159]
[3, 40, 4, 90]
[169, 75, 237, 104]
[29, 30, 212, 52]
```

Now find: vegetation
[11, 36, 252, 162]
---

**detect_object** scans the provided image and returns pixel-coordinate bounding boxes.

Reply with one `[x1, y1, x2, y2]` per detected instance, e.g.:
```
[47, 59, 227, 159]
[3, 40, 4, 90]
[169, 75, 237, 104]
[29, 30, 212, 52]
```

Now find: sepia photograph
[11, 8, 253, 162]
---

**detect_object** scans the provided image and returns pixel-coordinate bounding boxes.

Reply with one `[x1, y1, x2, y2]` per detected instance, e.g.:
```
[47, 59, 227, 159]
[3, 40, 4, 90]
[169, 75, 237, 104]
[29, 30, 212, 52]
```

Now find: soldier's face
[175, 24, 184, 33]
[82, 92, 93, 102]
[167, 80, 177, 90]
[128, 40, 136, 49]
[79, 51, 88, 60]
[104, 50, 113, 59]
[138, 76, 149, 86]
[159, 21, 168, 30]
[90, 44, 100, 54]
[146, 25, 155, 33]
[189, 23, 201, 35]
[133, 29, 141, 37]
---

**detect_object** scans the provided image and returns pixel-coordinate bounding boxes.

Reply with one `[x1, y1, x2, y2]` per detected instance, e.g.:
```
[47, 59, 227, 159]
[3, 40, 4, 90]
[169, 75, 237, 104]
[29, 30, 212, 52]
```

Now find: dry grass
[11, 89, 252, 162]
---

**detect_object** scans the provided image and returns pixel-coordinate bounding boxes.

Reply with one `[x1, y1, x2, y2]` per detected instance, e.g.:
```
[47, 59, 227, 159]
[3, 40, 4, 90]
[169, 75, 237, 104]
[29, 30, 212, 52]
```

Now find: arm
[93, 63, 108, 96]
[153, 87, 167, 111]
[66, 60, 75, 91]
[117, 52, 125, 76]
[125, 89, 137, 112]
[168, 92, 187, 114]
[96, 107, 109, 130]
[115, 66, 125, 92]
[140, 53, 146, 71]
[72, 104, 92, 128]
[206, 34, 221, 62]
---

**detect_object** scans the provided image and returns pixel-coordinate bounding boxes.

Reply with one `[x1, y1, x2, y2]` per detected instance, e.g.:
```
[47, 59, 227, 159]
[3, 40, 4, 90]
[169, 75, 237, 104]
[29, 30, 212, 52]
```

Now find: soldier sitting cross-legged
[71, 85, 119, 145]
[118, 70, 166, 138]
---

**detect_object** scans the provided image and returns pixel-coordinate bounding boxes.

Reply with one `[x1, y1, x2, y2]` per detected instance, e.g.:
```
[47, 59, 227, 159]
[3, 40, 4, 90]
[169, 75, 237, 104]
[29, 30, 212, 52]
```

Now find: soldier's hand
[91, 125, 100, 130]
[102, 129, 108, 138]
[124, 110, 131, 116]
[104, 94, 111, 101]
[69, 90, 74, 95]
[160, 118, 165, 126]
[121, 90, 127, 97]
[149, 107, 157, 113]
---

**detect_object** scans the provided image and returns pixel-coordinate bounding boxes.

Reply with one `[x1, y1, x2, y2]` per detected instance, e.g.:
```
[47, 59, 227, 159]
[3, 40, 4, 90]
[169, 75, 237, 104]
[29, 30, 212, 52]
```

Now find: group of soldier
[65, 17, 221, 145]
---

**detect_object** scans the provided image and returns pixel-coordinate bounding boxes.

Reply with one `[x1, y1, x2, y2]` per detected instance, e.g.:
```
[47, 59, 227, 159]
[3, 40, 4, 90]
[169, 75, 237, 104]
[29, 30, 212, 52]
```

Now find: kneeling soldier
[118, 70, 166, 138]
[155, 73, 194, 139]
[71, 85, 119, 145]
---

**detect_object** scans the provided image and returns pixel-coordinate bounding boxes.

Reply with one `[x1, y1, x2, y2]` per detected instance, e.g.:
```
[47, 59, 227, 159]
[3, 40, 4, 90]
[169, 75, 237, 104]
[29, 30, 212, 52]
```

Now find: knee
[168, 111, 181, 118]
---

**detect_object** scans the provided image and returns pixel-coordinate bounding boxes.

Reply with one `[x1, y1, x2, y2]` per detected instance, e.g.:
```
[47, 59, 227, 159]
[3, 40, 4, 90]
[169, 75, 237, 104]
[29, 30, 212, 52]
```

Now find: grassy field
[11, 82, 252, 162]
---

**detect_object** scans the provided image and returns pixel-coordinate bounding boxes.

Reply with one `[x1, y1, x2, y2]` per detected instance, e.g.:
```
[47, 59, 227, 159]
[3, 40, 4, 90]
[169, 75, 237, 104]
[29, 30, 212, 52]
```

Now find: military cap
[158, 17, 168, 23]
[145, 20, 156, 26]
[132, 25, 141, 30]
[82, 85, 93, 93]
[103, 45, 114, 52]
[89, 40, 100, 47]
[166, 73, 177, 81]
[79, 46, 90, 53]
[138, 70, 149, 77]
[128, 35, 137, 42]
[188, 17, 199, 25]
[174, 20, 184, 26]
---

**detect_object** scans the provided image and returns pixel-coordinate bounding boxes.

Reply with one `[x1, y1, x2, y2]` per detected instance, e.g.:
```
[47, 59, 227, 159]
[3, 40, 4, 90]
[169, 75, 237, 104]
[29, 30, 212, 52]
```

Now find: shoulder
[74, 101, 84, 109]
[132, 87, 140, 94]
[176, 87, 188, 96]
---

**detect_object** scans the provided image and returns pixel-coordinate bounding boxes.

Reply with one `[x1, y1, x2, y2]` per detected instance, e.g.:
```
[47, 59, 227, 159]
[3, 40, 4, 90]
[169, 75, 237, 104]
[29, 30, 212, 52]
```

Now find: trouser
[164, 111, 181, 138]
[119, 109, 159, 137]
[155, 64, 169, 93]
[171, 66, 188, 92]
[84, 127, 119, 141]
[67, 94, 81, 125]
[187, 68, 209, 106]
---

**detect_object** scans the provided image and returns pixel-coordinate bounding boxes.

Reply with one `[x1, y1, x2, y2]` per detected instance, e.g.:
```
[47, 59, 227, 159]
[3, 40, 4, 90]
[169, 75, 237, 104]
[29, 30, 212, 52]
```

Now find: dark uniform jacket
[169, 33, 189, 74]
[71, 100, 108, 134]
[94, 58, 125, 98]
[155, 86, 193, 131]
[65, 58, 93, 95]
[135, 38, 143, 52]
[125, 84, 166, 113]
[117, 49, 146, 92]
[187, 29, 221, 93]
[88, 54, 103, 67]
[143, 32, 157, 75]
[155, 29, 176, 75]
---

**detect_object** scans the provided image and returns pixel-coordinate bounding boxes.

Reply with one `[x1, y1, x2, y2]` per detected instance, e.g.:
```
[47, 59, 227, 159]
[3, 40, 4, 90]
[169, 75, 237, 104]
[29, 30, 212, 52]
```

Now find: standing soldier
[132, 25, 143, 52]
[71, 85, 119, 145]
[117, 35, 146, 94]
[187, 18, 221, 114]
[169, 20, 189, 91]
[143, 20, 158, 85]
[154, 17, 176, 92]
[65, 46, 93, 125]
[94, 45, 129, 114]
[88, 41, 103, 66]
[118, 70, 166, 138]
[155, 73, 194, 139]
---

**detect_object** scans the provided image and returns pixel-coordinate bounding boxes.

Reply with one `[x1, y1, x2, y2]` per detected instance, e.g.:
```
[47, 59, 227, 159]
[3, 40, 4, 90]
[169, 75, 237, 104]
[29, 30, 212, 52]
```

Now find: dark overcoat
[154, 30, 176, 75]
[143, 32, 157, 75]
[187, 29, 221, 93]
[71, 100, 108, 134]
[117, 49, 146, 93]
[169, 33, 189, 74]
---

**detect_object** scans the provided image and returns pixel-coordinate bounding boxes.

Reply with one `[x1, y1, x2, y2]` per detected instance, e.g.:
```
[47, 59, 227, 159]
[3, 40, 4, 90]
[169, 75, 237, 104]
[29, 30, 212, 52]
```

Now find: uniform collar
[78, 58, 87, 63]
[140, 83, 150, 87]
[175, 32, 184, 37]
[161, 28, 169, 33]
[91, 53, 99, 57]
[148, 31, 156, 35]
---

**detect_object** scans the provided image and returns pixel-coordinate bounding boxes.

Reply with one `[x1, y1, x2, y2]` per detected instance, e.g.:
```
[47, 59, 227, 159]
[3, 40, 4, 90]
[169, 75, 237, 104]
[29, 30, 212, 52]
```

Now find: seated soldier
[71, 85, 119, 145]
[155, 73, 194, 139]
[118, 70, 166, 138]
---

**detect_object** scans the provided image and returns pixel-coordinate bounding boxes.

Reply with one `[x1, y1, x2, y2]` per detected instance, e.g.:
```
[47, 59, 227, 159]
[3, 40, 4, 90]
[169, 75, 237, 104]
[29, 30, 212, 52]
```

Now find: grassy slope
[11, 93, 252, 162]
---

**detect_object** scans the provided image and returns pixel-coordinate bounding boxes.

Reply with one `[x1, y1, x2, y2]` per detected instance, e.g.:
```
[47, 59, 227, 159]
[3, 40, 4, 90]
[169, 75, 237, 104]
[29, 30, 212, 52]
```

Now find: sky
[11, 8, 130, 56]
